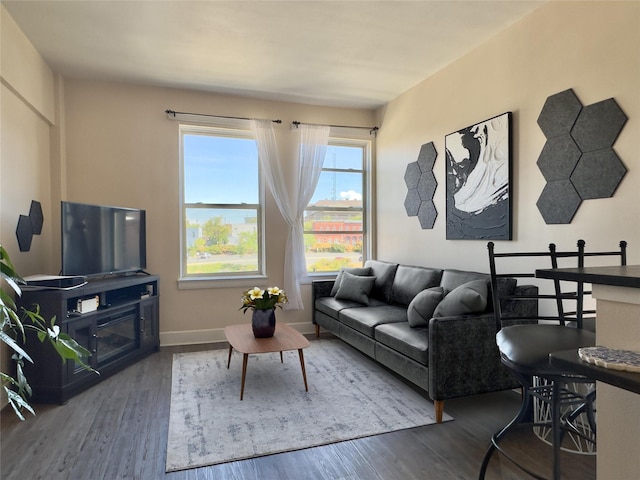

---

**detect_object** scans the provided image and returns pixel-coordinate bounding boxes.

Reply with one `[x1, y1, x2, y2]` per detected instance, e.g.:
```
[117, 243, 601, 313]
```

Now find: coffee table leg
[240, 353, 249, 400]
[280, 351, 283, 363]
[227, 345, 233, 369]
[298, 349, 308, 392]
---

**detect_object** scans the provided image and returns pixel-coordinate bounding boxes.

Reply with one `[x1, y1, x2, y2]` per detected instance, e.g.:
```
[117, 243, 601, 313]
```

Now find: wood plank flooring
[1, 337, 596, 479]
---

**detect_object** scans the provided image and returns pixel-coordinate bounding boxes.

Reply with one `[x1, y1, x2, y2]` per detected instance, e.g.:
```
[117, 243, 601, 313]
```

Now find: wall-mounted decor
[16, 200, 44, 252]
[404, 142, 438, 229]
[536, 89, 627, 224]
[445, 112, 512, 240]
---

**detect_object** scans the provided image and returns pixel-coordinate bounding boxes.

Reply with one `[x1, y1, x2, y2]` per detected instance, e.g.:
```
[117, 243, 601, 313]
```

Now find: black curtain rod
[165, 109, 281, 124]
[291, 120, 378, 136]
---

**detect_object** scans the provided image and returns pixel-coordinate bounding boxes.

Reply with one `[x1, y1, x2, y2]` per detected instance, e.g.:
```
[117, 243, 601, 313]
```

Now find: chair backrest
[549, 239, 627, 330]
[486, 239, 627, 333]
[487, 242, 565, 332]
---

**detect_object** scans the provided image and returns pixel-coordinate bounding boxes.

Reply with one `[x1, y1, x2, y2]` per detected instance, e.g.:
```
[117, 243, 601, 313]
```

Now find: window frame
[178, 123, 266, 287]
[303, 136, 373, 278]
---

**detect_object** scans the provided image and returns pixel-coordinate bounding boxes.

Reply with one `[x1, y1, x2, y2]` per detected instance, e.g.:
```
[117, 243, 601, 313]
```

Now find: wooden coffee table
[224, 322, 310, 400]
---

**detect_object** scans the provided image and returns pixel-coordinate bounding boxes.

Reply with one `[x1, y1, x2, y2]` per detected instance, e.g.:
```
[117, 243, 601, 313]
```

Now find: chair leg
[479, 380, 535, 479]
[315, 324, 320, 338]
[552, 380, 562, 480]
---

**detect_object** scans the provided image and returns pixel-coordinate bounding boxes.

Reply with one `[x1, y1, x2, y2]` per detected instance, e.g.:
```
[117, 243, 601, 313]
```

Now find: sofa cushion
[391, 265, 443, 307]
[364, 260, 399, 303]
[433, 279, 488, 317]
[315, 296, 368, 319]
[375, 322, 429, 364]
[339, 305, 407, 337]
[440, 269, 490, 295]
[407, 286, 444, 327]
[335, 272, 377, 305]
[330, 266, 372, 296]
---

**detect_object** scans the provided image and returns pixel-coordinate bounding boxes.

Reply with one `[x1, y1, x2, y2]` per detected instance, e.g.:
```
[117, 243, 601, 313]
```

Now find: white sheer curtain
[250, 119, 329, 309]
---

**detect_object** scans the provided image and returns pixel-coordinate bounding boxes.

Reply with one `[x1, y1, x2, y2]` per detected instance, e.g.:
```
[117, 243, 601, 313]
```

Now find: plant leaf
[0, 331, 33, 363]
[4, 387, 35, 421]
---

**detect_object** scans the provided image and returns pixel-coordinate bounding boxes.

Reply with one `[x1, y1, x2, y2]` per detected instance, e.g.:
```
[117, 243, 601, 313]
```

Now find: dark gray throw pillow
[407, 286, 444, 327]
[335, 271, 377, 305]
[330, 267, 372, 296]
[433, 279, 488, 317]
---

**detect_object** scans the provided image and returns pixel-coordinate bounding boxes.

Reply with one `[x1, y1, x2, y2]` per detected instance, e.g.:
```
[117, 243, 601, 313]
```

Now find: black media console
[17, 274, 160, 404]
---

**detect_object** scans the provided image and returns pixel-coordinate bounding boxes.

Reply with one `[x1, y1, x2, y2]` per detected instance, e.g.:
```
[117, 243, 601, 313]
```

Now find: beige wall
[376, 1, 640, 270]
[1, 5, 59, 408]
[62, 81, 374, 344]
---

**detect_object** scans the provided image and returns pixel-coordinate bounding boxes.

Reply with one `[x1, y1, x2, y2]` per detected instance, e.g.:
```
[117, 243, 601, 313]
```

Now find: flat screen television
[61, 201, 147, 277]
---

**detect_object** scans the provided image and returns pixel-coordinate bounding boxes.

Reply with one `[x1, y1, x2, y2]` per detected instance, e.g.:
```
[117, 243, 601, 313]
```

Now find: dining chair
[479, 241, 595, 480]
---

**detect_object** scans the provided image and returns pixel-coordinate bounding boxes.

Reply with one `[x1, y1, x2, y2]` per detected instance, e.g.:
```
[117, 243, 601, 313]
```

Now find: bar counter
[536, 265, 640, 479]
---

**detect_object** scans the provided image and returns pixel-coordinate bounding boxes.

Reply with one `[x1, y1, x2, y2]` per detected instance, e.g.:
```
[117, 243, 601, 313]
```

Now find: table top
[550, 349, 640, 395]
[224, 323, 310, 354]
[536, 265, 640, 288]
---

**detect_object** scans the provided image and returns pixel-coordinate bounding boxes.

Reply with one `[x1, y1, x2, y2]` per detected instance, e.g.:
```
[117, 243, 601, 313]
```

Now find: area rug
[166, 339, 451, 472]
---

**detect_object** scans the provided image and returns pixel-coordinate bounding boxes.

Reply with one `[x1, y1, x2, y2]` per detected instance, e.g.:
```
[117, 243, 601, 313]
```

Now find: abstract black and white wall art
[445, 112, 512, 240]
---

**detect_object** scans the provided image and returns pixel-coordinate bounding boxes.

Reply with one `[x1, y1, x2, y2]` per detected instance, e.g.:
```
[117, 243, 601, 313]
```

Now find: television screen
[61, 201, 146, 277]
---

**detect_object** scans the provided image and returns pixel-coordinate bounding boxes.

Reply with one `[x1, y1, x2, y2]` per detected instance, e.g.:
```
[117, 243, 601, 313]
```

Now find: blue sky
[183, 135, 363, 224]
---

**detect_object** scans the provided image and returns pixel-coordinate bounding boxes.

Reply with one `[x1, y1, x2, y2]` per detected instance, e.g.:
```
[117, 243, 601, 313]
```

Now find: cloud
[340, 190, 362, 201]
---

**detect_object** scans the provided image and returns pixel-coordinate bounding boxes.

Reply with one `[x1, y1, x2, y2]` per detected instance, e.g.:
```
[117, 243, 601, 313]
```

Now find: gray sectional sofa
[312, 260, 536, 422]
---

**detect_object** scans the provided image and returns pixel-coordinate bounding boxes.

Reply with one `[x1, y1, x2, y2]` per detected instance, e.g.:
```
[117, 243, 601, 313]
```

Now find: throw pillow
[330, 267, 372, 296]
[335, 271, 377, 305]
[433, 279, 488, 317]
[407, 286, 444, 327]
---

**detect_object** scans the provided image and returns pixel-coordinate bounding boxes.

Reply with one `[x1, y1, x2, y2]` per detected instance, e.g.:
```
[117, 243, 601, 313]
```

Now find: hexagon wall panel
[571, 149, 627, 199]
[417, 142, 437, 171]
[537, 89, 582, 138]
[404, 162, 421, 190]
[536, 89, 628, 224]
[29, 200, 44, 234]
[16, 215, 34, 252]
[536, 180, 582, 225]
[537, 135, 581, 182]
[417, 200, 437, 229]
[571, 98, 627, 152]
[404, 142, 438, 229]
[404, 188, 421, 216]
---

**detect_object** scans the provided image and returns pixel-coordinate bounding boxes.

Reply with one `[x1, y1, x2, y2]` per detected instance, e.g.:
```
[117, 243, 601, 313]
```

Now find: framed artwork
[445, 112, 512, 240]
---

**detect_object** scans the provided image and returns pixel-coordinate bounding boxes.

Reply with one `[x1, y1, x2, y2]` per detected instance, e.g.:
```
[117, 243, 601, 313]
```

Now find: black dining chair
[480, 239, 628, 479]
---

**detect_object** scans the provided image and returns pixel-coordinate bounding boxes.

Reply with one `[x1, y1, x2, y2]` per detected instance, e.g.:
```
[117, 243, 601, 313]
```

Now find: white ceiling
[2, 0, 544, 109]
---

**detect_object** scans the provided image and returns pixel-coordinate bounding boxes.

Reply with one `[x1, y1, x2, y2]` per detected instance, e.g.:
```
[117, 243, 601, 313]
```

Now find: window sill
[177, 275, 269, 290]
[299, 273, 338, 285]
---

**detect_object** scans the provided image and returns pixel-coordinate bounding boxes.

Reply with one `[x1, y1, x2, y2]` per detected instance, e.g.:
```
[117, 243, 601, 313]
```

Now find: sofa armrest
[428, 312, 519, 402]
[501, 284, 539, 326]
[312, 280, 335, 326]
[312, 280, 334, 300]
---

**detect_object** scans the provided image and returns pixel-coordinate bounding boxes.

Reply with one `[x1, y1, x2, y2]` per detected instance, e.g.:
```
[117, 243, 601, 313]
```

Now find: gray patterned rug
[166, 338, 451, 472]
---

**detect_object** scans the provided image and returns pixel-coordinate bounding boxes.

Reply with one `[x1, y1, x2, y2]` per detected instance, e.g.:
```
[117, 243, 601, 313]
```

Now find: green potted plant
[0, 244, 95, 420]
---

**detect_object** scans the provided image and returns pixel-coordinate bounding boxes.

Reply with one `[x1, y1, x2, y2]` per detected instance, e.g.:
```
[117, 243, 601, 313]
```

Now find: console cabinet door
[139, 296, 159, 351]
[66, 315, 98, 381]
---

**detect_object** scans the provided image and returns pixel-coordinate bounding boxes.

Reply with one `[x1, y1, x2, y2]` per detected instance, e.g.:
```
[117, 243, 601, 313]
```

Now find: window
[304, 139, 371, 273]
[180, 124, 263, 279]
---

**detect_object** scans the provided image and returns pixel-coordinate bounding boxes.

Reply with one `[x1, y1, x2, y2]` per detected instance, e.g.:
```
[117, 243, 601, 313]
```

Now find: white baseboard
[160, 322, 316, 347]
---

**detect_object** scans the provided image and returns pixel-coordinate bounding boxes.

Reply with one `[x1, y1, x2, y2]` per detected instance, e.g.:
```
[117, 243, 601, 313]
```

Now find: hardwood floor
[1, 338, 596, 479]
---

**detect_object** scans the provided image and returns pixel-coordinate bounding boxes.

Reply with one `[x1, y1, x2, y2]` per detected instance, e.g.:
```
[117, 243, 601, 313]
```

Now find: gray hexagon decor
[571, 149, 627, 199]
[404, 142, 438, 229]
[536, 89, 627, 224]
[536, 180, 582, 224]
[15, 200, 44, 251]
